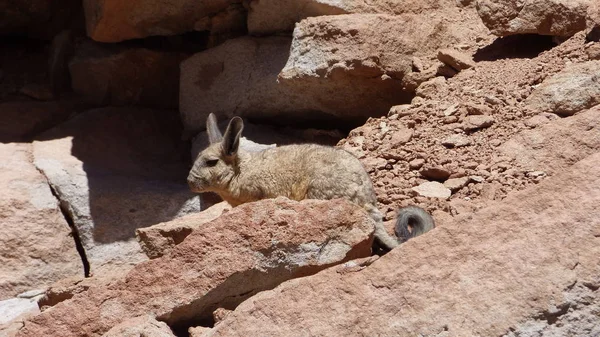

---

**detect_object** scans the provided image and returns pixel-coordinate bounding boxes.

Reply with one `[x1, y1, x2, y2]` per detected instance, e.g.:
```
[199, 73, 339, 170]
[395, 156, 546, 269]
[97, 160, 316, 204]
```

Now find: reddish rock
[102, 315, 176, 337]
[0, 143, 81, 300]
[207, 152, 600, 336]
[477, 0, 591, 37]
[82, 0, 245, 42]
[16, 198, 374, 337]
[500, 106, 600, 176]
[437, 48, 476, 71]
[247, 0, 484, 35]
[136, 202, 232, 259]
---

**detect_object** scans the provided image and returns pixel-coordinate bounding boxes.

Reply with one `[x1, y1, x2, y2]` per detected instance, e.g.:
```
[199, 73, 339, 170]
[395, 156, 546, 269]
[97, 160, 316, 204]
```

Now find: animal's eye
[205, 159, 218, 167]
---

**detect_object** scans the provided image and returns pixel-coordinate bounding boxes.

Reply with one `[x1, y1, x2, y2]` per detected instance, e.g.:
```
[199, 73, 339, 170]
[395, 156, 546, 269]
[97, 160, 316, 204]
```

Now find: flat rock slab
[205, 152, 600, 336]
[16, 198, 374, 337]
[525, 60, 600, 116]
[0, 143, 80, 300]
[33, 107, 201, 274]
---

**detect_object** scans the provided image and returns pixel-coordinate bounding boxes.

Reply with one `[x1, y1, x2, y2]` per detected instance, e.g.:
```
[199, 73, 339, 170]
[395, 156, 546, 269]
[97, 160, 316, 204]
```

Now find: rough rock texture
[500, 106, 600, 176]
[0, 143, 81, 300]
[247, 0, 480, 35]
[16, 198, 375, 337]
[136, 202, 232, 259]
[206, 152, 600, 336]
[180, 37, 305, 132]
[69, 41, 188, 109]
[525, 60, 600, 116]
[102, 315, 176, 337]
[278, 13, 489, 123]
[502, 283, 600, 337]
[337, 31, 593, 219]
[476, 0, 591, 37]
[38, 264, 133, 309]
[82, 0, 246, 42]
[32, 107, 201, 274]
[0, 0, 81, 39]
[182, 11, 490, 131]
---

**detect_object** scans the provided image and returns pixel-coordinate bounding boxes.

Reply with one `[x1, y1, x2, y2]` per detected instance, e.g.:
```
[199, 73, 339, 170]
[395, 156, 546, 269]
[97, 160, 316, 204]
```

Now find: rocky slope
[1, 0, 599, 336]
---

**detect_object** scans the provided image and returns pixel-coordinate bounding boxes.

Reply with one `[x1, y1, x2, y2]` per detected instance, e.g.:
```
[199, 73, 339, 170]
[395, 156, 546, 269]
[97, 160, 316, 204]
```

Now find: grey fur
[188, 114, 435, 250]
[395, 206, 435, 244]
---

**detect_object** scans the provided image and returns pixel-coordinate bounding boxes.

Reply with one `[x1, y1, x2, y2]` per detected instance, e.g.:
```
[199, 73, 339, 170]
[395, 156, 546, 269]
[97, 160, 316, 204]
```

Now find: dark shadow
[474, 34, 556, 62]
[34, 107, 201, 244]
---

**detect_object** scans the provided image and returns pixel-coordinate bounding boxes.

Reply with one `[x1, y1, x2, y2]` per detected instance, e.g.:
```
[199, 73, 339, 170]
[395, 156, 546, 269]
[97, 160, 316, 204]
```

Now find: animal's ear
[221, 117, 244, 156]
[206, 113, 223, 144]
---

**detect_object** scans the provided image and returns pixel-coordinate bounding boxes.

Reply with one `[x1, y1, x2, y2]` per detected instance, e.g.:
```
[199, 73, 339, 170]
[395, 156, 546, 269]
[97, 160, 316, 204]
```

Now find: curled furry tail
[394, 206, 435, 243]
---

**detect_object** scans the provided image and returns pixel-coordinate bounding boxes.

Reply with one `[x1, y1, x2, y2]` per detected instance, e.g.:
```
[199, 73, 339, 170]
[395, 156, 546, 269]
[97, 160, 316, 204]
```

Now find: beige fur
[188, 114, 434, 250]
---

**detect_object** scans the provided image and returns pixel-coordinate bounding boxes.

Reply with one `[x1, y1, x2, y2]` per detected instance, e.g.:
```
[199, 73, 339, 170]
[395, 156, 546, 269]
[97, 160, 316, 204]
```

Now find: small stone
[444, 177, 470, 192]
[213, 307, 233, 324]
[470, 175, 485, 183]
[409, 158, 425, 170]
[462, 115, 495, 131]
[189, 326, 212, 337]
[437, 49, 476, 71]
[526, 171, 547, 178]
[443, 103, 460, 116]
[388, 104, 412, 117]
[524, 113, 559, 128]
[484, 95, 503, 105]
[437, 63, 458, 77]
[411, 182, 451, 199]
[442, 134, 471, 148]
[443, 116, 459, 124]
[490, 139, 502, 147]
[464, 102, 492, 115]
[390, 128, 414, 146]
[420, 166, 451, 181]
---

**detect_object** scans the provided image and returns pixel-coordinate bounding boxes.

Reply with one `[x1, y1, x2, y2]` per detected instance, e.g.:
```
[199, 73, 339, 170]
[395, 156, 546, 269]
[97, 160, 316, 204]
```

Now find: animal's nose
[187, 173, 196, 188]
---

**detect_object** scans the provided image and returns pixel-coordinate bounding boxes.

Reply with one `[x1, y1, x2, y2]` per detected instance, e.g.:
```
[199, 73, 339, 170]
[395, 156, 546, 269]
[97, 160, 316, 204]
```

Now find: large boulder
[278, 13, 486, 123]
[181, 13, 488, 131]
[32, 107, 201, 275]
[0, 0, 81, 39]
[476, 0, 591, 37]
[205, 151, 600, 336]
[16, 198, 375, 337]
[246, 0, 472, 35]
[82, 0, 246, 42]
[525, 60, 600, 116]
[0, 143, 81, 300]
[69, 41, 189, 109]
